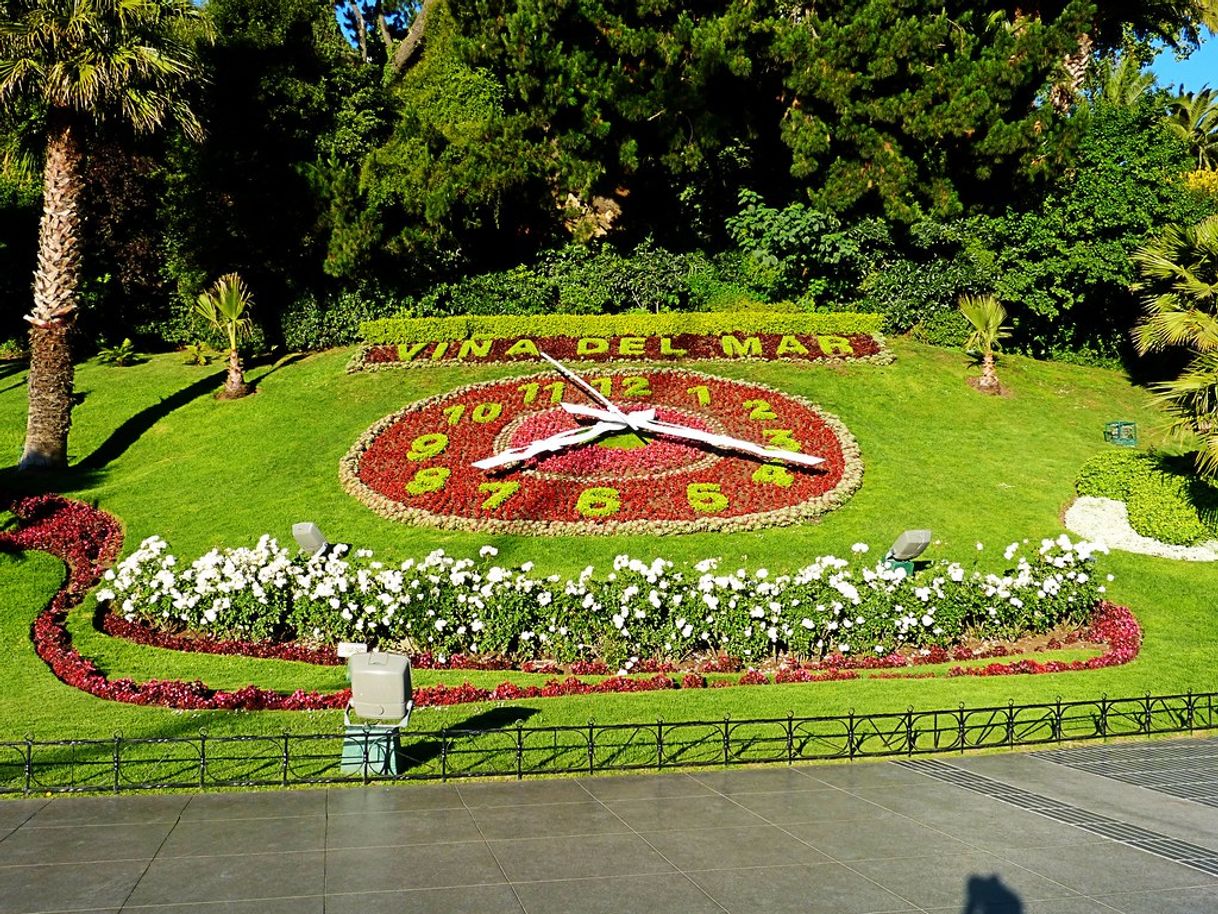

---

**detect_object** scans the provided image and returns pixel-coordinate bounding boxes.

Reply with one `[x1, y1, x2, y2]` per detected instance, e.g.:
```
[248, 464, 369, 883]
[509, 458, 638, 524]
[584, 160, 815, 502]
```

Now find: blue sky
[1150, 30, 1216, 93]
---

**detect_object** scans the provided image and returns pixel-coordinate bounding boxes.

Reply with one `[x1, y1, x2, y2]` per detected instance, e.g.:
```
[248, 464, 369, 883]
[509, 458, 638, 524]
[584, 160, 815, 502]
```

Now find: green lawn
[0, 340, 1214, 747]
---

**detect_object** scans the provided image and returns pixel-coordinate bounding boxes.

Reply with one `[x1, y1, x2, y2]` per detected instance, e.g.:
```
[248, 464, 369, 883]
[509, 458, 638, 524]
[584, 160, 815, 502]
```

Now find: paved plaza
[1, 738, 1217, 913]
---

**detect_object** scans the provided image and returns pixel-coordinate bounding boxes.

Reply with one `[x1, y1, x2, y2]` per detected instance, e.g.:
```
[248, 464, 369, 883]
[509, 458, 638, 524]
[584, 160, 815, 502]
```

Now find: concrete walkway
[1, 738, 1217, 913]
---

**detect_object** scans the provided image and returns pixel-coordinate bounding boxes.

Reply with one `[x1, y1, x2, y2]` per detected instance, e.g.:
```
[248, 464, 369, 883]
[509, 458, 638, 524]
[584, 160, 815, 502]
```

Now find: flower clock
[342, 359, 863, 534]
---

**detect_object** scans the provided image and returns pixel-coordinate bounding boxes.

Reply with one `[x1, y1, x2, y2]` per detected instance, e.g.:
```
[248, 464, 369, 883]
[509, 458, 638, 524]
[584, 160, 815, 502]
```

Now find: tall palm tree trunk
[20, 113, 83, 471]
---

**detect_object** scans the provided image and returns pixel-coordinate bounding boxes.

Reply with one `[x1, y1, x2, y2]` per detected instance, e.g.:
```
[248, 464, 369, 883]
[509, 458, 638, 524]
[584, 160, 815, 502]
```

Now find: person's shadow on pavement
[962, 874, 1023, 913]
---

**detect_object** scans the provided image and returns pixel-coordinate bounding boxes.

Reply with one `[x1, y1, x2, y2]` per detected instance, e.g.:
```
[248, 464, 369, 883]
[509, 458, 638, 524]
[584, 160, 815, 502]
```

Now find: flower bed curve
[2, 494, 1143, 713]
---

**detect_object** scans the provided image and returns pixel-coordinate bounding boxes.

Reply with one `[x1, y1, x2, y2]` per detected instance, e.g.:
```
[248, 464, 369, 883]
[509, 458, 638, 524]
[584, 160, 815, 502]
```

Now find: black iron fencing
[3, 691, 1215, 795]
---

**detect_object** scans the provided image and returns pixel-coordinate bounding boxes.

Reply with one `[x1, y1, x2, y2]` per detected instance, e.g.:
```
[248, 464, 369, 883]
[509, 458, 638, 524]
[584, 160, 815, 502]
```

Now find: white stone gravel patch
[1065, 496, 1218, 562]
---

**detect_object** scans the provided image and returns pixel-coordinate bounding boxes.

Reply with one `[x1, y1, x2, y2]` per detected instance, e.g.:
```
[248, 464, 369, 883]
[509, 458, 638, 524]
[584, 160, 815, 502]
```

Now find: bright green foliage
[194, 273, 254, 354]
[959, 294, 1009, 355]
[1075, 449, 1218, 545]
[1127, 471, 1215, 545]
[97, 338, 139, 367]
[958, 292, 1009, 390]
[1095, 54, 1157, 109]
[1133, 216, 1218, 478]
[360, 309, 885, 345]
[1165, 88, 1218, 170]
[1076, 449, 1152, 499]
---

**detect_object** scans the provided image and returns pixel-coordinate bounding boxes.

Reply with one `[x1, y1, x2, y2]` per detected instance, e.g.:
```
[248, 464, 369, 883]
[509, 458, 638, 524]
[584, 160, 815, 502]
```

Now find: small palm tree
[1132, 216, 1218, 477]
[0, 0, 212, 469]
[194, 273, 255, 399]
[958, 294, 1011, 394]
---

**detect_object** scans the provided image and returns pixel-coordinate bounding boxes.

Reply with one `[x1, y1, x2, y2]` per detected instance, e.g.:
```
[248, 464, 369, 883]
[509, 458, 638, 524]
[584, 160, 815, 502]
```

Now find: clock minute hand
[472, 420, 624, 470]
[640, 417, 825, 468]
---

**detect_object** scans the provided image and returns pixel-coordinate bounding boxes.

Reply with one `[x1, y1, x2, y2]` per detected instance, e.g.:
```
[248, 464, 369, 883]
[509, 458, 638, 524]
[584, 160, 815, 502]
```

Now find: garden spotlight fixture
[292, 521, 329, 558]
[884, 529, 932, 575]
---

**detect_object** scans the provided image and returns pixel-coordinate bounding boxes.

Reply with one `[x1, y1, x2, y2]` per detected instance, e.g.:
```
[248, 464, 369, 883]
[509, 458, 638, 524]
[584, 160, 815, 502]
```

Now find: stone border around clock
[346, 331, 894, 373]
[339, 367, 864, 536]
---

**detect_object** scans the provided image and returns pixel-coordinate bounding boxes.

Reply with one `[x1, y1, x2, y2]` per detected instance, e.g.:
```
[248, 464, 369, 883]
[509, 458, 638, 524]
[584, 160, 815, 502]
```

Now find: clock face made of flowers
[341, 365, 862, 535]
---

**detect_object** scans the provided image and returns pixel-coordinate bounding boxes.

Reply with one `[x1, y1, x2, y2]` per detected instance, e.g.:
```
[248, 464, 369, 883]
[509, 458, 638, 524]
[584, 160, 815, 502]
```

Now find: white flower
[479, 546, 498, 558]
[976, 542, 984, 551]
[851, 543, 869, 554]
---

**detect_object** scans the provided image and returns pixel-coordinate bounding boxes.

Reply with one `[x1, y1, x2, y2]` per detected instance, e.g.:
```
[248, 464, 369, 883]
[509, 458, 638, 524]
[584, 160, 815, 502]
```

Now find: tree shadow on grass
[399, 706, 542, 774]
[75, 369, 228, 473]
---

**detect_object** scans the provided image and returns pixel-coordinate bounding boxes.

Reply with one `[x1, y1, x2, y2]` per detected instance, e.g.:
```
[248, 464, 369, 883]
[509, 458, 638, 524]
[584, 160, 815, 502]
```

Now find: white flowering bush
[97, 535, 1108, 666]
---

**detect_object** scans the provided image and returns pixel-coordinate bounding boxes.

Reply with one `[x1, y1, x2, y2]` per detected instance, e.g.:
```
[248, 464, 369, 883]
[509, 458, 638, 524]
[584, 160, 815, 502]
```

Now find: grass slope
[0, 341, 1213, 747]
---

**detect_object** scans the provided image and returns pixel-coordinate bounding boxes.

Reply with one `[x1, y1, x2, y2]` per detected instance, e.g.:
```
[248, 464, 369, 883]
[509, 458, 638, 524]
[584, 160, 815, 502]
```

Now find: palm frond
[0, 0, 212, 136]
[958, 293, 1010, 355]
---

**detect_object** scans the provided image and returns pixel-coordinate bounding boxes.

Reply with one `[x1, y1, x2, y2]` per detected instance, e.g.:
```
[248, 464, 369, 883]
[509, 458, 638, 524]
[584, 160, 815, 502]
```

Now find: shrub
[281, 289, 404, 351]
[1126, 473, 1214, 545]
[1075, 451, 1153, 500]
[1075, 450, 1218, 545]
[359, 310, 886, 344]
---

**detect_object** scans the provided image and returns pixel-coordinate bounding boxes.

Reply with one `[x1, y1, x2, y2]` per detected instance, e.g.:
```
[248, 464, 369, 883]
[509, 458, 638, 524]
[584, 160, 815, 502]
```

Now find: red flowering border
[348, 331, 893, 373]
[341, 368, 864, 536]
[3, 493, 1143, 713]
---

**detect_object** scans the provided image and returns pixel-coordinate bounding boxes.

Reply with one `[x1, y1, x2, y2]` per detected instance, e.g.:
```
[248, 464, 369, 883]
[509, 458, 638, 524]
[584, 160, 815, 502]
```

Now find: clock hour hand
[539, 351, 629, 418]
[561, 401, 656, 428]
[472, 420, 624, 470]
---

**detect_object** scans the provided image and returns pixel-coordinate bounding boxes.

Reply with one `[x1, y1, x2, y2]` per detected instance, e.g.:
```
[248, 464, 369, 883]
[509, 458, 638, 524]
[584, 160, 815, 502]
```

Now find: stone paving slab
[2, 738, 1218, 913]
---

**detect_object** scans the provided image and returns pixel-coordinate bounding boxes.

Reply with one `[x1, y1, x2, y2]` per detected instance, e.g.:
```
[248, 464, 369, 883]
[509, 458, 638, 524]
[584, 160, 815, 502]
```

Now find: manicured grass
[0, 340, 1214, 748]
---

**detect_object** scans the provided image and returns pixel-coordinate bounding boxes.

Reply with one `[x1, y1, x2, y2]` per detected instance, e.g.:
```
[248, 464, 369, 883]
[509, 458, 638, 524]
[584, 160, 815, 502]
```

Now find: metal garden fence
[2, 690, 1214, 796]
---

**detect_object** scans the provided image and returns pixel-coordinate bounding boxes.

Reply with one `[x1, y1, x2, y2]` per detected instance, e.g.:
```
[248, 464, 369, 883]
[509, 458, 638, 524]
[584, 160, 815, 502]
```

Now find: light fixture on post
[292, 521, 329, 558]
[884, 529, 932, 576]
[341, 652, 413, 778]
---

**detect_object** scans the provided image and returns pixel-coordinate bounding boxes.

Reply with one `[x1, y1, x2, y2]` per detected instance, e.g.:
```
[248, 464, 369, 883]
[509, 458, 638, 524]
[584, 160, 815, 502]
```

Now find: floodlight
[347, 652, 413, 725]
[886, 529, 932, 562]
[292, 521, 329, 557]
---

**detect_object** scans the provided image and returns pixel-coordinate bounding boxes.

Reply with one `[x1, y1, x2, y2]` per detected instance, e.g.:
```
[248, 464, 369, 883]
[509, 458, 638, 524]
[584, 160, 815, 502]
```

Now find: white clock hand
[556, 402, 825, 468]
[561, 401, 655, 428]
[642, 417, 825, 468]
[472, 420, 625, 470]
[539, 351, 629, 418]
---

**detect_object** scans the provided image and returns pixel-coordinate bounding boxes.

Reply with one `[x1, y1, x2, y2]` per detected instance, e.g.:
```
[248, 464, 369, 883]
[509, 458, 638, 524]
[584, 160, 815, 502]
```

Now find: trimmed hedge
[1075, 451, 1218, 546]
[360, 310, 886, 345]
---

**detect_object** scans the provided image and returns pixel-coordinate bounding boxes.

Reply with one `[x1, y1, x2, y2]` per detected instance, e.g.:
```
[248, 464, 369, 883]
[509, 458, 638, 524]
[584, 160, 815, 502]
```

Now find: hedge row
[359, 310, 886, 345]
[1075, 451, 1218, 546]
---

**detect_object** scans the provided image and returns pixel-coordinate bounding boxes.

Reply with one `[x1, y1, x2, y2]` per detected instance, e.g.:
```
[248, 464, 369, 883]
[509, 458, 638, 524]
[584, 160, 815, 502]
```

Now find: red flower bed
[2, 493, 1144, 714]
[341, 368, 864, 536]
[946, 602, 1141, 677]
[360, 332, 886, 369]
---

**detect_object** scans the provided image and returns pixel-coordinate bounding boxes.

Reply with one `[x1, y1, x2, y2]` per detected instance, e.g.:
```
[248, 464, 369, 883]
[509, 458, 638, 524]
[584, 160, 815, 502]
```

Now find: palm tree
[1166, 88, 1218, 170]
[0, 0, 211, 470]
[1132, 215, 1218, 477]
[194, 273, 254, 399]
[958, 294, 1011, 394]
[1096, 54, 1156, 108]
